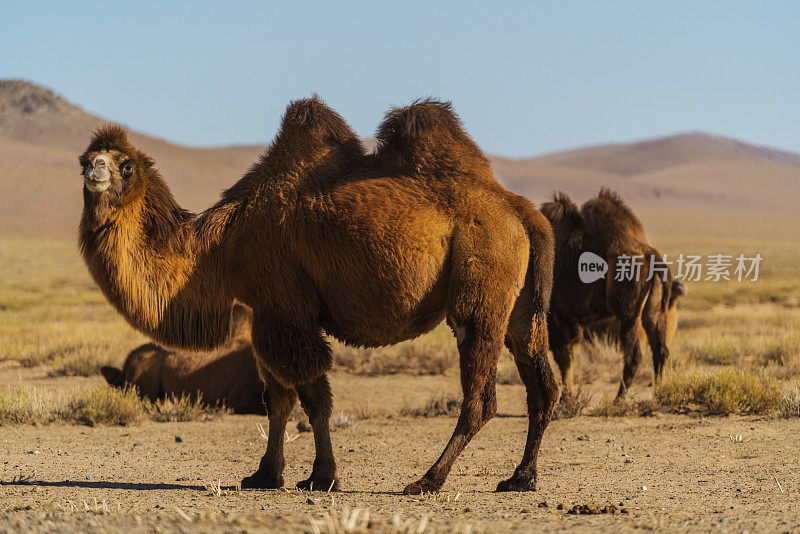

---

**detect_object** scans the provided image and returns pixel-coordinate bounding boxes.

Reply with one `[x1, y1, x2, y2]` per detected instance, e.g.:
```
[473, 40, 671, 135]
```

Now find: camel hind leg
[402, 316, 507, 495]
[497, 286, 559, 491]
[549, 314, 581, 393]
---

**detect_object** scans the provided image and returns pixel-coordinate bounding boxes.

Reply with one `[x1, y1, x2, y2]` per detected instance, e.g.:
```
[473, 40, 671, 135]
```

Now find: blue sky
[2, 1, 798, 157]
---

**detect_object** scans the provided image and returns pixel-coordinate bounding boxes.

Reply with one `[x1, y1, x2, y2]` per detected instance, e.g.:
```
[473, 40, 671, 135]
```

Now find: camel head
[79, 124, 155, 222]
[100, 365, 125, 388]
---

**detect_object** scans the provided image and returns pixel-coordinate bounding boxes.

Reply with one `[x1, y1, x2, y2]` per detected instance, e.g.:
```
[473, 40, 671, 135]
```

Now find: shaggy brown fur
[78, 97, 557, 494]
[100, 304, 265, 414]
[583, 279, 685, 348]
[541, 189, 677, 397]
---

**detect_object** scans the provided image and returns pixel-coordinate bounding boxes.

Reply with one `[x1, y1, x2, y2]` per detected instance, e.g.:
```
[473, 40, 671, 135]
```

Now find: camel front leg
[616, 318, 643, 398]
[241, 372, 297, 489]
[296, 374, 338, 491]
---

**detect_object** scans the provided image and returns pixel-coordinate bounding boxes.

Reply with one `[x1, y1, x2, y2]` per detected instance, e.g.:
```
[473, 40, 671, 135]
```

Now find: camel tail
[527, 217, 555, 316]
[506, 194, 554, 315]
[644, 246, 672, 313]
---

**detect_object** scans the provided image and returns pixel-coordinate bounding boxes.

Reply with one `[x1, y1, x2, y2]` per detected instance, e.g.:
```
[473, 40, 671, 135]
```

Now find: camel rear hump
[374, 99, 494, 180]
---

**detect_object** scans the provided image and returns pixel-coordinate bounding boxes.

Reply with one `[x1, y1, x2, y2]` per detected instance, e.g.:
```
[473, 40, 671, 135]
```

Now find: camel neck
[79, 181, 233, 352]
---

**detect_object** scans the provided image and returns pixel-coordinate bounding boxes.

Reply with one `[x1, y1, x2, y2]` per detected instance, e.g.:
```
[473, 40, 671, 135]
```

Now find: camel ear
[100, 366, 124, 387]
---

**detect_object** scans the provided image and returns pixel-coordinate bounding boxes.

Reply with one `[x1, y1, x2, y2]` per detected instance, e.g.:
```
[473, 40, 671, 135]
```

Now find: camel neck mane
[79, 173, 233, 352]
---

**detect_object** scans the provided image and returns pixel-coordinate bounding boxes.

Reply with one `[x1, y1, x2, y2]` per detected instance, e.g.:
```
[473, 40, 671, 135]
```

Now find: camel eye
[121, 161, 134, 178]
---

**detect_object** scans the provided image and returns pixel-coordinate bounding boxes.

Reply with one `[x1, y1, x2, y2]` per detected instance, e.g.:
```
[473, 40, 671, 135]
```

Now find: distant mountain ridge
[2, 79, 799, 238]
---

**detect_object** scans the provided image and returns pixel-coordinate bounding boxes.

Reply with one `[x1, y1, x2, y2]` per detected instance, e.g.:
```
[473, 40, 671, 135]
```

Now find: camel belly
[301, 188, 454, 346]
[315, 233, 452, 347]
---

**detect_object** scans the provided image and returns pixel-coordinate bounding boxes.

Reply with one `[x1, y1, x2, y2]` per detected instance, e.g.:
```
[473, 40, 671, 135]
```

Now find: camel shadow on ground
[0, 478, 410, 495]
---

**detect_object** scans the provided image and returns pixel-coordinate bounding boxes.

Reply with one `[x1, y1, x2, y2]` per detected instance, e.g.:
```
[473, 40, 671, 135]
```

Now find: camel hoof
[296, 476, 339, 492]
[241, 473, 284, 490]
[402, 478, 441, 495]
[496, 475, 536, 492]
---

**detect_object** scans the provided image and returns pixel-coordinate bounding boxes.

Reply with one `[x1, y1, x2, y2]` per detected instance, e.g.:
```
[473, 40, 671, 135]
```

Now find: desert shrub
[655, 368, 782, 415]
[781, 381, 800, 418]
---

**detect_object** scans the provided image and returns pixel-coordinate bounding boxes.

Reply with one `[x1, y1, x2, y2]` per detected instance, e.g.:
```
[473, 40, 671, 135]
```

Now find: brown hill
[1, 80, 799, 239]
[491, 133, 800, 216]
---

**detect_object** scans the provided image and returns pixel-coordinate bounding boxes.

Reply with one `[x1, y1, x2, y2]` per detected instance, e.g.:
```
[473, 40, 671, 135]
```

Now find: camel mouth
[84, 177, 111, 193]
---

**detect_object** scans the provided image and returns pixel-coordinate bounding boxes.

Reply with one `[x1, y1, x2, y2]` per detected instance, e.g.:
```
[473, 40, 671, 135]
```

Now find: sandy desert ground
[1, 367, 800, 533]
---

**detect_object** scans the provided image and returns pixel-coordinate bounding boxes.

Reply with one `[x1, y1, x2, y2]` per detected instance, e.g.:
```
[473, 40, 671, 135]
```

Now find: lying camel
[541, 189, 678, 397]
[100, 304, 265, 414]
[78, 98, 556, 494]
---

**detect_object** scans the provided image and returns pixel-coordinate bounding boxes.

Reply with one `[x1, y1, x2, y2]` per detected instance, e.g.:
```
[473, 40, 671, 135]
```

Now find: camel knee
[298, 376, 333, 424]
[529, 378, 559, 416]
[481, 383, 498, 422]
[264, 393, 295, 420]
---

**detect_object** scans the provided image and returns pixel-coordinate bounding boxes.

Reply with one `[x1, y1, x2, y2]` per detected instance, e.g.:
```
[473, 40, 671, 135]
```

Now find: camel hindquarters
[402, 220, 531, 494]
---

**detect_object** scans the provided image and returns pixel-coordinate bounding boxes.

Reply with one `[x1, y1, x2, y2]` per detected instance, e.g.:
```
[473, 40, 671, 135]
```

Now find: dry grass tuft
[781, 380, 800, 418]
[401, 394, 461, 418]
[589, 395, 658, 417]
[332, 411, 358, 429]
[147, 394, 228, 423]
[655, 368, 783, 415]
[553, 386, 593, 419]
[61, 387, 147, 427]
[496, 361, 522, 385]
[55, 497, 124, 516]
[333, 325, 457, 376]
[0, 386, 53, 425]
[0, 385, 227, 427]
[308, 506, 472, 534]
